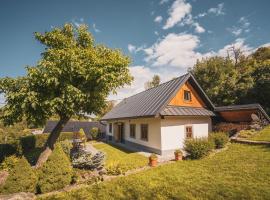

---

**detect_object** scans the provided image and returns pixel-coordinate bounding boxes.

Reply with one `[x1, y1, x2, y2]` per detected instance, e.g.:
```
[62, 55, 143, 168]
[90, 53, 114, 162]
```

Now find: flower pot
[174, 153, 182, 161]
[149, 158, 158, 167]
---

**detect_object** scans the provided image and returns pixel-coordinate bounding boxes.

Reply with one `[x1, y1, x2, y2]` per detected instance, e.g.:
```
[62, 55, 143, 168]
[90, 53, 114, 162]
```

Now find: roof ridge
[120, 72, 190, 101]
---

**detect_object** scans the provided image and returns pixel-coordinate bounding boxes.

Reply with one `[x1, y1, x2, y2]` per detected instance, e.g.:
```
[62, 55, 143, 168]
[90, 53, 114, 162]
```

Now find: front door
[117, 123, 125, 143]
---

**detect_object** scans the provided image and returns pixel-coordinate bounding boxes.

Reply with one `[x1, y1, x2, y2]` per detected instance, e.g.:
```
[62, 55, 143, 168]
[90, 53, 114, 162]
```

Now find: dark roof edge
[215, 103, 270, 122]
[100, 115, 156, 121]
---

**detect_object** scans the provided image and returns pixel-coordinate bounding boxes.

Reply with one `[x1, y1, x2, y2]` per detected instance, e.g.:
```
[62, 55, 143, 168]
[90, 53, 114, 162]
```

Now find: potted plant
[174, 149, 183, 161]
[149, 153, 158, 167]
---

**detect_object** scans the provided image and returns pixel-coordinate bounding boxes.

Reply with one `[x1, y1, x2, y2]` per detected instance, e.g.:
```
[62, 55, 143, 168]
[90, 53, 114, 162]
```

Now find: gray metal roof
[102, 73, 215, 120]
[160, 106, 215, 116]
[215, 104, 270, 122]
[43, 121, 106, 138]
[102, 73, 190, 120]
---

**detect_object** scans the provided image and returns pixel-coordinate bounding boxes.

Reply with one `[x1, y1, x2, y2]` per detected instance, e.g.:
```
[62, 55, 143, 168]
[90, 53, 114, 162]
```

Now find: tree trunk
[35, 116, 70, 168]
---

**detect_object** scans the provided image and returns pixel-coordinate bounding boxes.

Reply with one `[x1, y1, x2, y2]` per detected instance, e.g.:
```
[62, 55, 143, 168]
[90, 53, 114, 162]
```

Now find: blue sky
[0, 0, 269, 101]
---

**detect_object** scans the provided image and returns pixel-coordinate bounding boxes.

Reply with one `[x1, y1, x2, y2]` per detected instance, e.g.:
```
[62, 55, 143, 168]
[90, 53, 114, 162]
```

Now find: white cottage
[101, 73, 270, 155]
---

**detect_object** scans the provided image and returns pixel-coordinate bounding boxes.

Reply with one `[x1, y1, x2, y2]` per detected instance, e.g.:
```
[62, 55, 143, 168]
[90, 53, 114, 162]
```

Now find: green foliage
[37, 143, 73, 193]
[71, 150, 105, 170]
[190, 46, 270, 114]
[149, 153, 158, 160]
[0, 144, 18, 163]
[38, 144, 270, 200]
[20, 135, 36, 152]
[240, 126, 270, 141]
[0, 157, 38, 194]
[90, 127, 99, 140]
[145, 75, 161, 89]
[238, 129, 257, 138]
[209, 132, 229, 149]
[59, 140, 73, 158]
[0, 23, 132, 128]
[184, 138, 214, 159]
[0, 155, 19, 171]
[106, 162, 129, 175]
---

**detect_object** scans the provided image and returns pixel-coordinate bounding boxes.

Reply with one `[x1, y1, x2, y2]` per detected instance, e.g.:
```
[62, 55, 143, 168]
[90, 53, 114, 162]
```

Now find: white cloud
[93, 23, 101, 33]
[217, 38, 253, 57]
[160, 0, 170, 5]
[144, 33, 202, 68]
[108, 66, 156, 101]
[154, 16, 163, 23]
[163, 0, 192, 29]
[227, 16, 250, 37]
[208, 3, 225, 16]
[72, 18, 85, 27]
[194, 23, 205, 33]
[128, 44, 136, 53]
[196, 3, 225, 18]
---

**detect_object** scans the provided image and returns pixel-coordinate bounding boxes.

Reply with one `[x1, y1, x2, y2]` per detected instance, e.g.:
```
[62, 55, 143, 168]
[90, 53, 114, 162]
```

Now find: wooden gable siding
[219, 110, 256, 122]
[169, 82, 206, 108]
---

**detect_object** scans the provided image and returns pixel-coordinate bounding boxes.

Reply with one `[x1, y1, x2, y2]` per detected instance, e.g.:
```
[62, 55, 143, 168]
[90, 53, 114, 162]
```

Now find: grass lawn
[39, 143, 270, 200]
[250, 126, 270, 141]
[92, 142, 148, 174]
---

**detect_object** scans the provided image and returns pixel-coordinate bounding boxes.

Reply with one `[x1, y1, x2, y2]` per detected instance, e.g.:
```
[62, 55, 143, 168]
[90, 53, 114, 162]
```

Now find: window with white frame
[185, 126, 193, 138]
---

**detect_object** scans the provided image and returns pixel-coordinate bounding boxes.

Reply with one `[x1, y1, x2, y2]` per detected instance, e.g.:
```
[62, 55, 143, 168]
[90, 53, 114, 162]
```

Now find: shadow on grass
[105, 142, 137, 154]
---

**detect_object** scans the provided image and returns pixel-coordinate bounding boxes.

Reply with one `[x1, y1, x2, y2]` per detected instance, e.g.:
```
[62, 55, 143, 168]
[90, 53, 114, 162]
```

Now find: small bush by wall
[0, 157, 38, 194]
[0, 144, 18, 163]
[37, 143, 73, 193]
[184, 138, 214, 159]
[209, 132, 229, 149]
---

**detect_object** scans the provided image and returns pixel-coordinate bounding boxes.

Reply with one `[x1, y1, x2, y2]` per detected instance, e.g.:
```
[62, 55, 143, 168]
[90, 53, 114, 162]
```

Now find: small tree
[144, 75, 160, 89]
[0, 157, 38, 194]
[37, 143, 73, 193]
[0, 24, 132, 167]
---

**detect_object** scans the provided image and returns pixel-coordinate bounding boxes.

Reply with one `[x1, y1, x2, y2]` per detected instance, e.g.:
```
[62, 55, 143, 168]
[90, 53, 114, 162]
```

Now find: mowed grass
[93, 142, 148, 171]
[250, 125, 270, 141]
[38, 143, 270, 200]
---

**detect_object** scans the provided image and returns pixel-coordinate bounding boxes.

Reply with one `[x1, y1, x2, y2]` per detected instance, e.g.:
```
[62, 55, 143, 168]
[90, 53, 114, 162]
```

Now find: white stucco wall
[160, 116, 212, 151]
[106, 118, 161, 150]
[106, 116, 212, 154]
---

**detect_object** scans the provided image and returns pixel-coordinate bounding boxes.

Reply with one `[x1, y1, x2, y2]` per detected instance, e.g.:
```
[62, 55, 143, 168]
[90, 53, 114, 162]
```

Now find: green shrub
[35, 134, 49, 148]
[0, 155, 19, 171]
[106, 162, 129, 175]
[184, 138, 214, 159]
[0, 144, 17, 163]
[58, 132, 74, 141]
[59, 140, 73, 158]
[0, 157, 38, 194]
[37, 143, 73, 193]
[90, 127, 99, 140]
[238, 129, 257, 138]
[210, 132, 229, 149]
[71, 150, 105, 170]
[20, 135, 36, 152]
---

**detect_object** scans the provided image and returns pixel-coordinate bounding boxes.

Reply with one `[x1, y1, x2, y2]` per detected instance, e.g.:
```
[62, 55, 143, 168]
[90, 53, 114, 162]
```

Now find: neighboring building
[43, 121, 106, 139]
[101, 73, 270, 155]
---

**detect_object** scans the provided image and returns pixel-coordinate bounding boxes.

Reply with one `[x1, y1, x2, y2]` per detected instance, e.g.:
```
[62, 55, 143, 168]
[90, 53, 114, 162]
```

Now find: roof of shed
[43, 121, 106, 138]
[215, 104, 270, 122]
[102, 73, 215, 120]
[160, 106, 215, 116]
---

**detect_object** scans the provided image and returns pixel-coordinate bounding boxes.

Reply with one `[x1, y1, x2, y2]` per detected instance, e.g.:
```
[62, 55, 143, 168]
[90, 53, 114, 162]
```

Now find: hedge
[0, 156, 38, 194]
[209, 132, 229, 149]
[20, 132, 74, 153]
[184, 138, 214, 159]
[37, 143, 73, 193]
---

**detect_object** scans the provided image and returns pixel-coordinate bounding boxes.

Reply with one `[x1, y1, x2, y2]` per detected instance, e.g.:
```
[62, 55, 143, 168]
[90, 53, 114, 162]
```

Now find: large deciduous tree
[0, 24, 133, 167]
